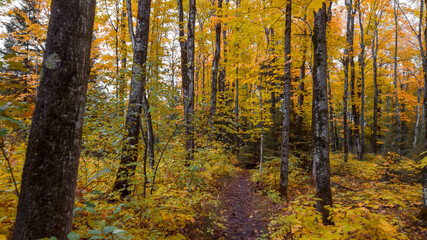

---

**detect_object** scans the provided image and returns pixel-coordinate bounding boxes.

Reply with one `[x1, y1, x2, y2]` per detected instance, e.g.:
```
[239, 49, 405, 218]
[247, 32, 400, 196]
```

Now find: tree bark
[185, 0, 196, 159]
[297, 31, 306, 140]
[357, 0, 365, 160]
[312, 2, 332, 225]
[421, 0, 427, 220]
[415, 88, 422, 148]
[393, 0, 402, 154]
[259, 72, 264, 174]
[119, 0, 128, 116]
[279, 0, 291, 199]
[415, 0, 425, 148]
[113, 0, 152, 198]
[343, 0, 353, 162]
[372, 16, 380, 154]
[209, 0, 222, 132]
[12, 0, 96, 239]
[328, 74, 337, 151]
[235, 67, 240, 154]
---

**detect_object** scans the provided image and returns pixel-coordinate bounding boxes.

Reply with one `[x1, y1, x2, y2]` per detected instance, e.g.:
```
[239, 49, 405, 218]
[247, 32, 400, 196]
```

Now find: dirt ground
[214, 169, 274, 240]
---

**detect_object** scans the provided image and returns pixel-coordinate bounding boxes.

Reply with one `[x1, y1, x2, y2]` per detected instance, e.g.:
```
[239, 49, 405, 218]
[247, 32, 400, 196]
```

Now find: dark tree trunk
[297, 36, 306, 139]
[259, 72, 264, 174]
[185, 0, 196, 159]
[177, 0, 188, 101]
[12, 0, 96, 239]
[372, 17, 380, 154]
[343, 0, 353, 162]
[312, 2, 332, 225]
[393, 0, 402, 154]
[357, 0, 365, 160]
[279, 0, 291, 199]
[420, 165, 427, 221]
[210, 0, 222, 131]
[113, 0, 152, 198]
[421, 0, 427, 221]
[415, 88, 422, 147]
[328, 74, 337, 151]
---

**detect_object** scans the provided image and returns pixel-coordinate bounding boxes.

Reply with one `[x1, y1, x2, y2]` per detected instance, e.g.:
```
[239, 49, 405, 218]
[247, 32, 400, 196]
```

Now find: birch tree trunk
[12, 0, 96, 239]
[312, 2, 332, 225]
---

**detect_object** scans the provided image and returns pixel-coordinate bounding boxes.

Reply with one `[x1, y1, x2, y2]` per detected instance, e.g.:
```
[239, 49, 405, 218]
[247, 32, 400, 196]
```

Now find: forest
[0, 0, 427, 239]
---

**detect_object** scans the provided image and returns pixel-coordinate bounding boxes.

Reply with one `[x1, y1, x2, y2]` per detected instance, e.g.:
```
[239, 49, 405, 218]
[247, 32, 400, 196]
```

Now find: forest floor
[213, 169, 279, 240]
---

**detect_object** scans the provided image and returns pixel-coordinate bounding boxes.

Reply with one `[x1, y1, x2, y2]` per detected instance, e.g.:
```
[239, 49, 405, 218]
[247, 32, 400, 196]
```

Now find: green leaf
[7, 61, 28, 72]
[0, 129, 8, 137]
[103, 226, 116, 234]
[87, 230, 102, 235]
[89, 236, 104, 240]
[86, 207, 97, 214]
[0, 115, 23, 128]
[67, 232, 80, 240]
[84, 201, 96, 208]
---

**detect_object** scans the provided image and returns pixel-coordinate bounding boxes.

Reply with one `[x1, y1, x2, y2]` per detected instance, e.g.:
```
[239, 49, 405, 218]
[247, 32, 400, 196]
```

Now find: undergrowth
[0, 136, 237, 240]
[251, 152, 426, 239]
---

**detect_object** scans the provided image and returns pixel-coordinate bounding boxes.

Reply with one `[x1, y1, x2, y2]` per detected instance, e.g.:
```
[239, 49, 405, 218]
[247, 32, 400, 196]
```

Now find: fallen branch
[332, 181, 357, 192]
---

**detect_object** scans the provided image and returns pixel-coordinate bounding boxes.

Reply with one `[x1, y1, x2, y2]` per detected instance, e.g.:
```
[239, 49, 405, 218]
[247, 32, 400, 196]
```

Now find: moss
[44, 53, 61, 69]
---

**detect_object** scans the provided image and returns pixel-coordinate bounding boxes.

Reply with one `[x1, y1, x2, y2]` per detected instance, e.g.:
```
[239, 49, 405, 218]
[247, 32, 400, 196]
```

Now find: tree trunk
[259, 72, 264, 174]
[421, 0, 427, 221]
[235, 67, 240, 154]
[357, 0, 365, 160]
[393, 0, 402, 154]
[113, 0, 152, 198]
[414, 88, 422, 147]
[209, 0, 222, 132]
[415, 0, 425, 148]
[372, 18, 380, 154]
[343, 0, 353, 162]
[279, 0, 291, 199]
[328, 74, 337, 151]
[12, 1, 96, 239]
[312, 2, 332, 225]
[185, 0, 196, 159]
[297, 35, 306, 140]
[119, 0, 128, 116]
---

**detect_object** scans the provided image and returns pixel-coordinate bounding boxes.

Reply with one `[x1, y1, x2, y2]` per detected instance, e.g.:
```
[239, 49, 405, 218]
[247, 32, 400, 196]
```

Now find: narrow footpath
[214, 169, 273, 240]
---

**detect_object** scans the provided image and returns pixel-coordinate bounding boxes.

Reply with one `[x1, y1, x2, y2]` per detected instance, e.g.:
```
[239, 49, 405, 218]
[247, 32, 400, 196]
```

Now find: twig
[151, 124, 179, 194]
[0, 140, 20, 197]
[396, 205, 405, 234]
[139, 119, 148, 199]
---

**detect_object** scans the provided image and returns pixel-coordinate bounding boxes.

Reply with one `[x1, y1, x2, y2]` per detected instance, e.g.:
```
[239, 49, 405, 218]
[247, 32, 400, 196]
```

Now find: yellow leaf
[308, 0, 325, 11]
[0, 235, 6, 240]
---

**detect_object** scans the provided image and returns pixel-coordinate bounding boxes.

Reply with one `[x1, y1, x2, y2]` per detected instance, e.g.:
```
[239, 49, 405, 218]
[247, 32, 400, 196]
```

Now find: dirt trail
[214, 169, 271, 240]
